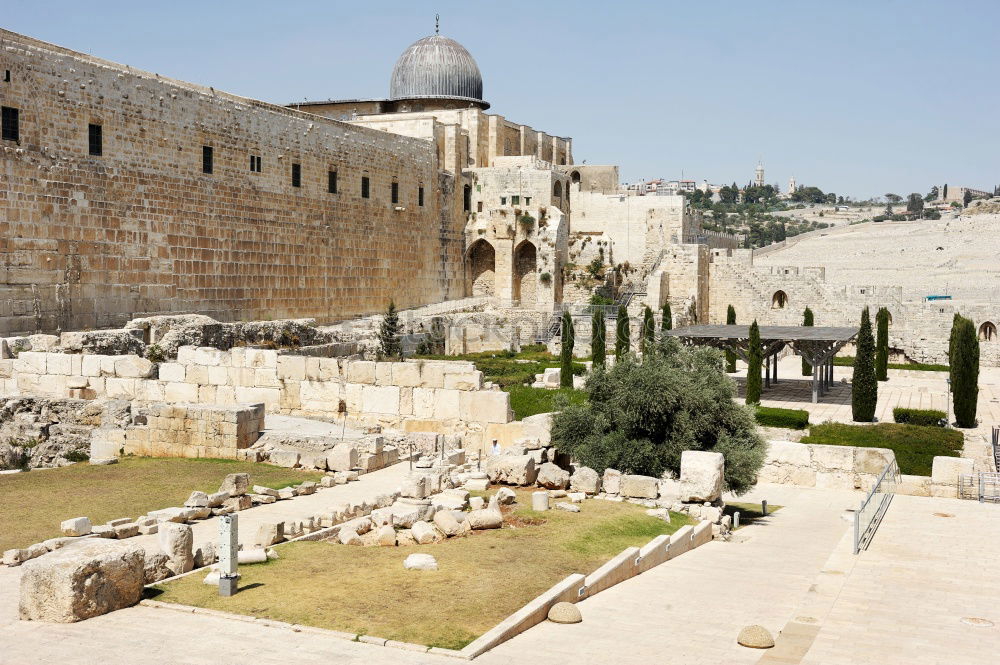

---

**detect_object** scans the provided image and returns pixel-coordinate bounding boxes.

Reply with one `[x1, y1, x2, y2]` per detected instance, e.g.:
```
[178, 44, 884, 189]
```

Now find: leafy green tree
[641, 306, 656, 358]
[801, 307, 814, 376]
[550, 340, 766, 494]
[952, 316, 980, 427]
[615, 305, 630, 360]
[591, 307, 606, 368]
[925, 185, 939, 202]
[852, 307, 878, 422]
[661, 303, 672, 331]
[378, 300, 402, 359]
[745, 320, 762, 405]
[906, 193, 924, 215]
[884, 193, 902, 204]
[725, 304, 737, 373]
[875, 307, 889, 381]
[963, 189, 973, 207]
[560, 311, 574, 388]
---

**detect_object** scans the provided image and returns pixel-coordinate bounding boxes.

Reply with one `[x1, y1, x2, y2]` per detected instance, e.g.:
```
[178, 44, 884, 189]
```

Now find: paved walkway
[477, 484, 859, 665]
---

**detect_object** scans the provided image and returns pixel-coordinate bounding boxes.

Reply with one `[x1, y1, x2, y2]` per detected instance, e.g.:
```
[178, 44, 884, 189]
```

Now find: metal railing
[959, 472, 1000, 503]
[853, 458, 901, 554]
[992, 426, 1000, 472]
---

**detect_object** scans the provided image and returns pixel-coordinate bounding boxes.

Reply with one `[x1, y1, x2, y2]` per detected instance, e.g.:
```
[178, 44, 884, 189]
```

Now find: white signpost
[218, 514, 238, 596]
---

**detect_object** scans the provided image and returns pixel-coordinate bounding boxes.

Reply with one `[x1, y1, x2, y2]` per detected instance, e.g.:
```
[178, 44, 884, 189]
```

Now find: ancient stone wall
[1, 347, 513, 428]
[0, 29, 464, 335]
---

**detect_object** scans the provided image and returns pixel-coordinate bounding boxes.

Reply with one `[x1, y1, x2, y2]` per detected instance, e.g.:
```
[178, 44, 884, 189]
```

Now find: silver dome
[389, 35, 487, 107]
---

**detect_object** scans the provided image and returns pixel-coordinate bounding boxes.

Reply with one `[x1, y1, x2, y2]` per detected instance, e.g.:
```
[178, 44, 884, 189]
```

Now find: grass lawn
[801, 423, 963, 475]
[833, 356, 949, 373]
[508, 385, 587, 419]
[0, 457, 322, 552]
[151, 489, 693, 650]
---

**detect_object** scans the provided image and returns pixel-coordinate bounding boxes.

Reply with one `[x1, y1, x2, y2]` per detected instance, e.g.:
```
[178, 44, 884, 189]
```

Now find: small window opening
[1, 106, 19, 142]
[202, 146, 213, 174]
[418, 186, 424, 207]
[249, 155, 261, 173]
[328, 170, 337, 194]
[391, 181, 399, 204]
[361, 176, 370, 199]
[88, 123, 102, 156]
[291, 163, 301, 188]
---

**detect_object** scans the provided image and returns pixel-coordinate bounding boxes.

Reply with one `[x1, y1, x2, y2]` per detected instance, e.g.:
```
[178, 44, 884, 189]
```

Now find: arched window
[570, 171, 581, 184]
[979, 321, 997, 341]
[771, 290, 788, 309]
[553, 181, 562, 199]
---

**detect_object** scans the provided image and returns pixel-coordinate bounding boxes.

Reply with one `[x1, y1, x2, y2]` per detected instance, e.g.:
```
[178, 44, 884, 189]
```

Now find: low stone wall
[109, 403, 263, 461]
[1, 346, 512, 429]
[759, 440, 894, 490]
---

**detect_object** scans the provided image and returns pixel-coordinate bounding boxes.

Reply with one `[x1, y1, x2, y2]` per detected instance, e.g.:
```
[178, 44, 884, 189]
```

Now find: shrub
[852, 307, 877, 422]
[378, 300, 402, 359]
[725, 304, 737, 373]
[892, 407, 946, 427]
[64, 450, 90, 463]
[661, 303, 672, 331]
[550, 341, 766, 494]
[615, 305, 630, 360]
[539, 272, 552, 285]
[145, 344, 166, 364]
[745, 320, 762, 405]
[560, 311, 574, 388]
[591, 308, 606, 368]
[875, 307, 889, 381]
[801, 307, 814, 376]
[951, 315, 980, 427]
[755, 406, 809, 429]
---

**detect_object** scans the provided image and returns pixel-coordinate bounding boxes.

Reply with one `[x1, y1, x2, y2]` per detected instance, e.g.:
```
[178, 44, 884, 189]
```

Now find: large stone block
[602, 468, 622, 495]
[219, 472, 250, 497]
[18, 540, 145, 622]
[537, 462, 570, 490]
[361, 385, 400, 414]
[569, 466, 601, 494]
[346, 361, 376, 384]
[620, 474, 659, 499]
[157, 523, 193, 575]
[764, 440, 812, 467]
[459, 390, 512, 424]
[930, 456, 974, 486]
[679, 450, 724, 502]
[811, 444, 855, 472]
[486, 455, 537, 486]
[113, 356, 154, 379]
[326, 444, 358, 472]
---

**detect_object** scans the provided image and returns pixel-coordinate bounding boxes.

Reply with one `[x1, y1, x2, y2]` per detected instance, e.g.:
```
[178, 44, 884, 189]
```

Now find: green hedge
[833, 356, 948, 373]
[755, 406, 810, 430]
[893, 407, 946, 427]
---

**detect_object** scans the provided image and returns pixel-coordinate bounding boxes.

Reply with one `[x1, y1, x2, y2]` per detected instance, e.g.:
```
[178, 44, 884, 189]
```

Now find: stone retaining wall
[1, 346, 512, 428]
[759, 440, 895, 490]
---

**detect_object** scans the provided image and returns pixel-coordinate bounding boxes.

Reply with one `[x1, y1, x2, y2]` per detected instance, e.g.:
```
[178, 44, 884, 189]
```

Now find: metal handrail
[853, 458, 901, 554]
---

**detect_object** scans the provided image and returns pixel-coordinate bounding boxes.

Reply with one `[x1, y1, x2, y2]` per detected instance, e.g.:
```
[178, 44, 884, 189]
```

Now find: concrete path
[476, 484, 859, 665]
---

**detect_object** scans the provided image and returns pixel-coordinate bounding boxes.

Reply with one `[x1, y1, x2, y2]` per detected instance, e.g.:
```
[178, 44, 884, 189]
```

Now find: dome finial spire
[435, 13, 440, 35]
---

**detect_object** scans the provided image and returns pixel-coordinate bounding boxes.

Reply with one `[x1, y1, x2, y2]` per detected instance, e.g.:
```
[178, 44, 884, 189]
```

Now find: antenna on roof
[435, 13, 440, 34]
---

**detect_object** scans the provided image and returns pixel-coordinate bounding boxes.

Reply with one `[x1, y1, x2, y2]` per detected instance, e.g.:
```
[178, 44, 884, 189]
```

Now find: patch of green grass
[755, 406, 809, 429]
[413, 347, 585, 389]
[508, 385, 587, 419]
[833, 356, 948, 372]
[152, 489, 692, 650]
[0, 457, 322, 552]
[801, 422, 963, 475]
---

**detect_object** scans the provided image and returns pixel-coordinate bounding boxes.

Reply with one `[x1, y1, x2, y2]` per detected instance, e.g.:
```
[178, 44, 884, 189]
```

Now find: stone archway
[771, 290, 788, 309]
[513, 240, 537, 306]
[466, 239, 496, 297]
[980, 321, 997, 341]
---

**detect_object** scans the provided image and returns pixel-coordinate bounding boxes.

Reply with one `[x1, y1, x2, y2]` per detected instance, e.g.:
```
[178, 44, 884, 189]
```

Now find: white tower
[754, 162, 765, 187]
[788, 175, 797, 194]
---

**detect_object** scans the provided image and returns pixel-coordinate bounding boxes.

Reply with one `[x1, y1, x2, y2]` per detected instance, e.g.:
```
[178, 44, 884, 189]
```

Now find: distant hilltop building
[938, 185, 991, 204]
[754, 162, 765, 187]
[788, 176, 797, 194]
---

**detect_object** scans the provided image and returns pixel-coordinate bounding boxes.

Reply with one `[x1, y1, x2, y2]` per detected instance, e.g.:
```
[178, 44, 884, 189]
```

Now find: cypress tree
[852, 307, 878, 422]
[952, 316, 980, 427]
[875, 307, 889, 381]
[560, 311, 574, 388]
[725, 304, 737, 372]
[641, 306, 655, 358]
[801, 307, 814, 376]
[661, 303, 672, 331]
[745, 320, 763, 405]
[948, 312, 962, 385]
[378, 300, 402, 359]
[591, 307, 606, 368]
[615, 305, 630, 361]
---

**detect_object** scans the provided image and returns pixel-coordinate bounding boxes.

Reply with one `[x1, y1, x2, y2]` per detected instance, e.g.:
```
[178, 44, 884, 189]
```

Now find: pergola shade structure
[665, 325, 859, 403]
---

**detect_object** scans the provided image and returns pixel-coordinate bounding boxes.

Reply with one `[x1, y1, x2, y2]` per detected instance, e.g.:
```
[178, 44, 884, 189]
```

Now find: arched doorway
[513, 240, 537, 306]
[771, 290, 788, 309]
[466, 239, 495, 297]
[979, 321, 997, 341]
[553, 181, 562, 200]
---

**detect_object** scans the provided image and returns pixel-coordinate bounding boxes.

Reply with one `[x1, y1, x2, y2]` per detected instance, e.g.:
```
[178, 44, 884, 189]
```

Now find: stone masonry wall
[0, 28, 464, 335]
[0, 346, 513, 428]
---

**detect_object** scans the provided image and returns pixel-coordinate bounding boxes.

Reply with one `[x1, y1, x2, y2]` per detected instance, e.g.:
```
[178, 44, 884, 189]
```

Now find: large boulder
[570, 466, 601, 494]
[602, 468, 622, 495]
[218, 473, 250, 497]
[536, 462, 570, 490]
[679, 450, 724, 502]
[467, 495, 503, 530]
[19, 540, 145, 622]
[486, 455, 538, 486]
[326, 444, 359, 472]
[432, 509, 463, 536]
[157, 523, 194, 575]
[411, 521, 442, 545]
[620, 474, 659, 499]
[399, 474, 431, 499]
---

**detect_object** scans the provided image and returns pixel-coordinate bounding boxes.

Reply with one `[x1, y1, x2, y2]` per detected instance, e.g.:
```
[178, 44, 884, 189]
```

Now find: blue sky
[5, 0, 998, 199]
